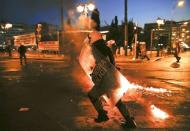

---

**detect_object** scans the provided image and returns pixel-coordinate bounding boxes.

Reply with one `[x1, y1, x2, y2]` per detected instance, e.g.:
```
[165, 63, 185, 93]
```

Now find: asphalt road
[0, 52, 190, 130]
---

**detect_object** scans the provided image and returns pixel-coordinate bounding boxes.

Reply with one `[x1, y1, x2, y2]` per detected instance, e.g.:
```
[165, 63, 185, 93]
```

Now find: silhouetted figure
[18, 44, 27, 65]
[87, 31, 136, 128]
[6, 45, 12, 57]
[173, 40, 181, 63]
[136, 43, 141, 59]
[140, 43, 150, 61]
[69, 40, 77, 64]
[6, 40, 12, 57]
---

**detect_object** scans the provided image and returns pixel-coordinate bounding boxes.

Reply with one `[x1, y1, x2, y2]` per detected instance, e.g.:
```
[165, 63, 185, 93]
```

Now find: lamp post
[170, 0, 185, 50]
[77, 3, 95, 16]
[150, 29, 155, 57]
[1, 22, 12, 45]
[124, 0, 128, 56]
[133, 23, 138, 60]
[60, 0, 64, 31]
[156, 17, 164, 57]
[36, 23, 42, 48]
[76, 3, 95, 30]
[1, 23, 13, 30]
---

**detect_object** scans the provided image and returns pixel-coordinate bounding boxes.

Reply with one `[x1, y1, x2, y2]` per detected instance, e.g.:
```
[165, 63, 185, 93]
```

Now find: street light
[156, 17, 164, 57]
[124, 0, 128, 56]
[133, 23, 138, 60]
[150, 29, 155, 57]
[177, 0, 185, 7]
[170, 0, 186, 51]
[0, 22, 12, 44]
[76, 3, 95, 30]
[76, 3, 95, 16]
[1, 23, 12, 30]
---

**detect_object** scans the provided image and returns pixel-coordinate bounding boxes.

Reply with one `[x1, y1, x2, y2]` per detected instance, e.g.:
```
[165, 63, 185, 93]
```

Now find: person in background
[7, 40, 12, 57]
[18, 43, 27, 65]
[140, 44, 150, 61]
[173, 40, 181, 63]
[136, 43, 141, 59]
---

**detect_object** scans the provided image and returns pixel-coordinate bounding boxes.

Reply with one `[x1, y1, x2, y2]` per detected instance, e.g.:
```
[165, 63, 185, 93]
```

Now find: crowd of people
[106, 40, 182, 63]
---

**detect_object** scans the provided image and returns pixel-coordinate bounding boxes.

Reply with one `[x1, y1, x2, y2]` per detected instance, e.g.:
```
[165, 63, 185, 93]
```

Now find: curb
[0, 56, 65, 61]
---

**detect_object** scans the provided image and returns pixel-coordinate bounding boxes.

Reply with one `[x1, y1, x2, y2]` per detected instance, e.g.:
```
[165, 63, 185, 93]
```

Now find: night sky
[1, 0, 190, 27]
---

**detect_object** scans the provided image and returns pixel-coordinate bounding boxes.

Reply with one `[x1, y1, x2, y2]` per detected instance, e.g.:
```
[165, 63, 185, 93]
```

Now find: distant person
[136, 43, 141, 59]
[7, 40, 12, 57]
[18, 44, 27, 65]
[140, 44, 150, 61]
[173, 40, 181, 63]
[6, 44, 12, 57]
[69, 40, 77, 64]
[166, 45, 171, 55]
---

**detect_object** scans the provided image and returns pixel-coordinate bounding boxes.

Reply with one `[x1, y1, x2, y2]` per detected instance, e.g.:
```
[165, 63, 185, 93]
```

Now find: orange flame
[150, 105, 169, 120]
[118, 75, 171, 94]
[117, 74, 130, 97]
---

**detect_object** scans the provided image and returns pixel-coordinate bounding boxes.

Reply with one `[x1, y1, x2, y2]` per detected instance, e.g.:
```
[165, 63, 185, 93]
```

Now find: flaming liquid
[118, 74, 171, 96]
[150, 105, 169, 120]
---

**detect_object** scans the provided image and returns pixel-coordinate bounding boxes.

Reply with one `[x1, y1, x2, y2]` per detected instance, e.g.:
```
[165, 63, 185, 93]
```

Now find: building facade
[144, 20, 190, 50]
[0, 22, 35, 46]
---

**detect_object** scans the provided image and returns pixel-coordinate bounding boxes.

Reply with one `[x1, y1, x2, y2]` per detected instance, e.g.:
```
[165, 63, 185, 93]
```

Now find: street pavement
[0, 52, 190, 130]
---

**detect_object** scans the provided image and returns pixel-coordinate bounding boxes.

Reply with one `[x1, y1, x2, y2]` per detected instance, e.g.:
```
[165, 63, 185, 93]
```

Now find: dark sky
[1, 0, 76, 24]
[1, 0, 190, 27]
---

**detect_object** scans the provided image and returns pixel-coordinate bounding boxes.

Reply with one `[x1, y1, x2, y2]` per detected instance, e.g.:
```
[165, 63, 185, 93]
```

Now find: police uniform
[79, 31, 136, 128]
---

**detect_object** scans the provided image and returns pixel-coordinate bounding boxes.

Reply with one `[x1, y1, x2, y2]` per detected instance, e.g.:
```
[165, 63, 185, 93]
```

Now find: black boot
[176, 57, 181, 63]
[116, 99, 137, 128]
[94, 110, 109, 123]
[88, 92, 109, 123]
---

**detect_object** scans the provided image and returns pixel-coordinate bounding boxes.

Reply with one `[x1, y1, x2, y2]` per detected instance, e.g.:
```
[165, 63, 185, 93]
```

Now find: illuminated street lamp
[177, 0, 185, 8]
[133, 23, 138, 60]
[76, 3, 95, 16]
[169, 0, 186, 50]
[1, 23, 12, 30]
[150, 29, 155, 57]
[156, 17, 164, 57]
[0, 22, 12, 45]
[76, 3, 95, 30]
[124, 0, 128, 56]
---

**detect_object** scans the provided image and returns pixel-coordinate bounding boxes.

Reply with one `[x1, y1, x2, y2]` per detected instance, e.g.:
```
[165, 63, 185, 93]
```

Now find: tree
[125, 20, 135, 47]
[107, 16, 122, 47]
[114, 16, 118, 28]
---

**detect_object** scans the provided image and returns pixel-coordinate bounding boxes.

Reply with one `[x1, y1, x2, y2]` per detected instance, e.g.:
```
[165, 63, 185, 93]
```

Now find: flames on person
[150, 105, 169, 120]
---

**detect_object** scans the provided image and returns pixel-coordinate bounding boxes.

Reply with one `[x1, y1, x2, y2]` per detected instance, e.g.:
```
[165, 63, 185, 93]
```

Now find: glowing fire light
[119, 76, 171, 94]
[117, 74, 130, 97]
[144, 87, 169, 93]
[151, 105, 169, 120]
